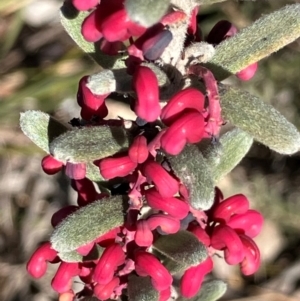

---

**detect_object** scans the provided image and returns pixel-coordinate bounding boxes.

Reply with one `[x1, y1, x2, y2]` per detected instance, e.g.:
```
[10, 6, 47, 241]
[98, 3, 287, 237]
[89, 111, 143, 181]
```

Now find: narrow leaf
[167, 145, 215, 210]
[51, 196, 126, 252]
[153, 231, 207, 274]
[127, 275, 159, 301]
[60, 1, 126, 69]
[125, 0, 171, 28]
[20, 110, 68, 153]
[177, 280, 227, 301]
[50, 126, 130, 164]
[209, 4, 300, 80]
[219, 84, 300, 155]
[201, 128, 253, 182]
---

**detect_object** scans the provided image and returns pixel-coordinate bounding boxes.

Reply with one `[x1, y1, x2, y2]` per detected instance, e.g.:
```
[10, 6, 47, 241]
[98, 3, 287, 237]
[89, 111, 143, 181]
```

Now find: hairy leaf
[220, 85, 300, 155]
[127, 275, 159, 301]
[209, 4, 300, 80]
[20, 110, 68, 153]
[167, 145, 215, 210]
[51, 196, 125, 252]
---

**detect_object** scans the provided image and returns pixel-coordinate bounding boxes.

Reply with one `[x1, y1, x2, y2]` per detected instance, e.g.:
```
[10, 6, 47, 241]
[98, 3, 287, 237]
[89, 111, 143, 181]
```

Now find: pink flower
[160, 110, 205, 155]
[142, 161, 179, 197]
[97, 154, 138, 179]
[226, 209, 264, 238]
[180, 257, 213, 298]
[51, 262, 80, 293]
[161, 88, 205, 126]
[211, 225, 244, 265]
[27, 242, 58, 278]
[212, 194, 249, 223]
[159, 287, 171, 301]
[81, 10, 103, 42]
[72, 0, 98, 11]
[145, 187, 189, 219]
[132, 66, 161, 122]
[65, 162, 86, 180]
[236, 62, 258, 81]
[147, 214, 180, 234]
[239, 235, 261, 275]
[99, 39, 126, 55]
[41, 155, 63, 175]
[206, 20, 238, 45]
[58, 290, 75, 301]
[51, 205, 78, 227]
[135, 251, 173, 291]
[135, 219, 153, 247]
[128, 135, 149, 163]
[77, 76, 109, 120]
[188, 224, 211, 246]
[93, 243, 125, 285]
[94, 277, 120, 301]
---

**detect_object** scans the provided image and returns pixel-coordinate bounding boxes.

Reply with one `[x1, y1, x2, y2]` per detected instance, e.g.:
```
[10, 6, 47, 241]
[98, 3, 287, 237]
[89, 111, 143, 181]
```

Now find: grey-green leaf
[219, 84, 300, 155]
[60, 2, 126, 69]
[206, 128, 253, 183]
[127, 275, 159, 301]
[49, 126, 130, 164]
[177, 279, 227, 301]
[20, 110, 68, 153]
[209, 4, 300, 80]
[51, 196, 126, 252]
[153, 231, 207, 274]
[125, 0, 171, 28]
[167, 145, 215, 210]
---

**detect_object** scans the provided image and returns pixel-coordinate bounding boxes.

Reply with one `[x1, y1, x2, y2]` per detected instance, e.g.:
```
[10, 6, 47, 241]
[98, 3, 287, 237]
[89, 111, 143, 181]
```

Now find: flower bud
[226, 209, 264, 238]
[132, 66, 161, 122]
[65, 162, 86, 180]
[147, 214, 180, 234]
[81, 10, 103, 42]
[58, 290, 75, 301]
[239, 235, 261, 275]
[206, 20, 238, 45]
[51, 262, 80, 293]
[236, 62, 258, 81]
[93, 243, 125, 285]
[212, 194, 249, 223]
[98, 155, 137, 179]
[135, 220, 153, 247]
[143, 161, 179, 197]
[27, 242, 58, 278]
[41, 155, 63, 175]
[180, 257, 213, 298]
[161, 110, 205, 155]
[72, 0, 98, 11]
[135, 251, 173, 291]
[51, 206, 78, 228]
[128, 135, 149, 163]
[211, 225, 244, 265]
[145, 187, 189, 219]
[94, 277, 120, 301]
[161, 88, 205, 126]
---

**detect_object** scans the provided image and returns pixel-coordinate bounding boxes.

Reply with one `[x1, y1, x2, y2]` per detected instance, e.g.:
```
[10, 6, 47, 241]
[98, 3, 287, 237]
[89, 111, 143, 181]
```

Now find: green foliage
[177, 280, 227, 301]
[209, 4, 300, 80]
[20, 110, 68, 153]
[167, 145, 215, 210]
[153, 231, 207, 274]
[51, 196, 126, 252]
[50, 126, 130, 164]
[220, 84, 300, 155]
[125, 0, 171, 27]
[127, 275, 160, 301]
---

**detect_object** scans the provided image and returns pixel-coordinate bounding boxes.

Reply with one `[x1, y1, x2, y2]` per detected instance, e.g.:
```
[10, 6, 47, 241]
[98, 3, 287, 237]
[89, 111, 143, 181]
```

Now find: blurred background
[1, 0, 300, 300]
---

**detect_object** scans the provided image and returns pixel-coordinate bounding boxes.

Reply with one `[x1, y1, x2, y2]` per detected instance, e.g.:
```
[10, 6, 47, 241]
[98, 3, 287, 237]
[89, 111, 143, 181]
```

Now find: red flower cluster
[27, 1, 261, 300]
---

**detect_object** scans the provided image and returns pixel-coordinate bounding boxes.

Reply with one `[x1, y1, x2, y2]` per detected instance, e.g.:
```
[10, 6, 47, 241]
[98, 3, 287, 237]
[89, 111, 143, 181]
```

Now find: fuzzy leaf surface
[49, 126, 130, 164]
[209, 4, 300, 80]
[20, 110, 68, 153]
[220, 85, 300, 155]
[167, 145, 214, 210]
[51, 196, 125, 252]
[177, 280, 227, 301]
[153, 231, 207, 274]
[127, 275, 159, 301]
[125, 0, 171, 27]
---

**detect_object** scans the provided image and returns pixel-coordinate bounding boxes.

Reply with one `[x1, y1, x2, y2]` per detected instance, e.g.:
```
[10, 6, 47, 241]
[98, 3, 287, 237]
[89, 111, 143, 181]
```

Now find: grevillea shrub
[20, 1, 300, 300]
